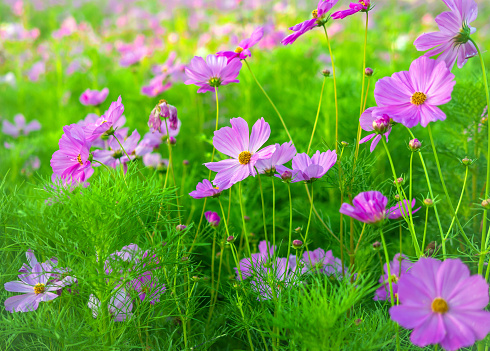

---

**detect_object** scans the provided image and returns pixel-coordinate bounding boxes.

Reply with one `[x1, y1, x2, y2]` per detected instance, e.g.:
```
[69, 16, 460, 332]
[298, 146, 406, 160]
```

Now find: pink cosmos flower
[374, 253, 413, 301]
[128, 273, 166, 305]
[2, 114, 41, 138]
[143, 153, 168, 170]
[27, 61, 45, 82]
[390, 258, 490, 350]
[119, 46, 150, 67]
[359, 108, 391, 152]
[235, 240, 275, 280]
[205, 211, 221, 227]
[141, 75, 172, 97]
[387, 199, 420, 219]
[184, 54, 242, 93]
[84, 96, 125, 141]
[301, 248, 342, 276]
[217, 27, 264, 63]
[331, 0, 370, 19]
[92, 129, 140, 173]
[282, 0, 338, 45]
[255, 141, 297, 175]
[339, 191, 388, 225]
[79, 88, 109, 106]
[189, 179, 231, 199]
[88, 289, 133, 322]
[21, 156, 41, 177]
[414, 0, 478, 69]
[373, 56, 456, 128]
[50, 124, 93, 183]
[277, 150, 337, 183]
[204, 117, 276, 187]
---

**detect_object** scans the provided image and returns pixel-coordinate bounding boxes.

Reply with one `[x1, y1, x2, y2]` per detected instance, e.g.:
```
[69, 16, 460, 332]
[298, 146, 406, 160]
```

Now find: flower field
[1, 0, 490, 350]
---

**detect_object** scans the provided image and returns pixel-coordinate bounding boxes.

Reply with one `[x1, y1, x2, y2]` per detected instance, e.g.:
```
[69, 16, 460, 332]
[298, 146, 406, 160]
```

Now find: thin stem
[304, 182, 315, 267]
[285, 183, 293, 276]
[164, 117, 181, 220]
[244, 59, 292, 143]
[380, 227, 395, 306]
[207, 228, 217, 322]
[272, 177, 276, 253]
[422, 207, 429, 255]
[258, 173, 270, 259]
[307, 76, 326, 154]
[239, 182, 252, 257]
[322, 25, 339, 153]
[354, 223, 367, 254]
[444, 167, 469, 240]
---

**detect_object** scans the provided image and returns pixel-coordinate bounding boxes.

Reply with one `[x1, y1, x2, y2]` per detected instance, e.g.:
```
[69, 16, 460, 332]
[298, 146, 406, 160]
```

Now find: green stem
[322, 25, 339, 153]
[244, 59, 292, 143]
[239, 182, 252, 257]
[285, 183, 293, 276]
[307, 76, 326, 154]
[422, 206, 429, 255]
[444, 167, 468, 240]
[257, 173, 270, 260]
[380, 227, 395, 306]
[272, 177, 276, 254]
[304, 182, 314, 268]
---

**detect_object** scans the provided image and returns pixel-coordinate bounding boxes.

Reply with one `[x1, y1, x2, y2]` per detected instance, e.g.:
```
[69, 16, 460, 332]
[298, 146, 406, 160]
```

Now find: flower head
[79, 88, 109, 106]
[373, 56, 455, 128]
[2, 114, 41, 138]
[359, 108, 392, 152]
[88, 289, 133, 321]
[128, 272, 166, 305]
[189, 179, 230, 199]
[339, 191, 388, 225]
[148, 101, 178, 133]
[374, 253, 413, 301]
[255, 141, 296, 175]
[390, 258, 490, 350]
[387, 199, 420, 219]
[205, 211, 221, 227]
[331, 0, 370, 19]
[301, 248, 342, 276]
[282, 0, 338, 45]
[84, 96, 125, 140]
[284, 150, 337, 183]
[204, 117, 276, 188]
[217, 27, 264, 63]
[414, 0, 478, 69]
[235, 240, 275, 280]
[185, 54, 242, 93]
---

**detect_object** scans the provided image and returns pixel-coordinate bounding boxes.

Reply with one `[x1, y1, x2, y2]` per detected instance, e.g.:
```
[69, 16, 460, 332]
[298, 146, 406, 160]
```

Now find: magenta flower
[255, 141, 297, 175]
[282, 0, 338, 45]
[189, 179, 231, 199]
[4, 263, 73, 313]
[141, 75, 172, 97]
[374, 56, 455, 128]
[288, 150, 337, 183]
[331, 0, 370, 19]
[390, 258, 490, 350]
[184, 54, 242, 93]
[128, 272, 166, 305]
[388, 199, 421, 219]
[143, 153, 168, 170]
[2, 114, 41, 138]
[339, 191, 388, 225]
[217, 27, 264, 62]
[235, 240, 275, 280]
[79, 88, 109, 106]
[205, 211, 221, 227]
[84, 96, 125, 141]
[414, 0, 478, 69]
[250, 257, 296, 301]
[18, 249, 57, 274]
[359, 108, 392, 152]
[374, 253, 413, 301]
[119, 46, 149, 67]
[50, 124, 93, 183]
[148, 101, 178, 134]
[301, 248, 342, 276]
[204, 117, 276, 187]
[88, 289, 133, 322]
[92, 129, 140, 173]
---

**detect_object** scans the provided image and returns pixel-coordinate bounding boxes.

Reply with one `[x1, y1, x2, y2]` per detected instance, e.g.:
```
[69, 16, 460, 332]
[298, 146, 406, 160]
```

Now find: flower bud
[226, 235, 235, 243]
[423, 198, 434, 207]
[372, 241, 381, 249]
[355, 318, 363, 326]
[205, 211, 220, 227]
[176, 224, 187, 231]
[461, 157, 472, 166]
[372, 115, 390, 134]
[191, 276, 200, 282]
[292, 240, 303, 249]
[169, 136, 177, 145]
[183, 160, 189, 166]
[394, 177, 403, 186]
[322, 69, 331, 77]
[281, 170, 292, 182]
[181, 256, 189, 262]
[408, 138, 421, 151]
[394, 194, 400, 201]
[341, 141, 349, 147]
[365, 67, 374, 77]
[482, 199, 490, 209]
[295, 227, 302, 232]
[244, 215, 250, 222]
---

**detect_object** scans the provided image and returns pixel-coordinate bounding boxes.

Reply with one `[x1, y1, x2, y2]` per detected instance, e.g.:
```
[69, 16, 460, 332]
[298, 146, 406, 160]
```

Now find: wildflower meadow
[1, 0, 490, 350]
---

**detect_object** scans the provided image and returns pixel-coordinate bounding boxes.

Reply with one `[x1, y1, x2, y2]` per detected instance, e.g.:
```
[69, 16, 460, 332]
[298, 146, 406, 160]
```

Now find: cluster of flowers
[49, 96, 181, 186]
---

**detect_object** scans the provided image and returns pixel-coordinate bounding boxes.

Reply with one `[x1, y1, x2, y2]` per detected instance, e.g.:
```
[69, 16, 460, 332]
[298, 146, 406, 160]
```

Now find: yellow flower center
[312, 9, 318, 18]
[235, 46, 244, 53]
[360, 0, 367, 6]
[431, 297, 449, 314]
[209, 77, 221, 87]
[389, 274, 399, 283]
[77, 154, 83, 165]
[238, 151, 252, 165]
[34, 283, 46, 295]
[411, 92, 427, 106]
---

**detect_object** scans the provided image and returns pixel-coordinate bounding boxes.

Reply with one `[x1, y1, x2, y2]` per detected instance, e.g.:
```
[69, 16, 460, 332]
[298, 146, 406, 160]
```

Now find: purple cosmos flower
[235, 240, 275, 280]
[88, 289, 133, 321]
[105, 244, 159, 275]
[84, 96, 125, 141]
[128, 272, 166, 305]
[387, 199, 421, 219]
[331, 0, 370, 19]
[280, 150, 337, 183]
[2, 114, 41, 138]
[148, 101, 178, 133]
[79, 88, 109, 106]
[374, 253, 413, 301]
[217, 27, 264, 63]
[5, 263, 73, 313]
[205, 211, 221, 227]
[18, 249, 58, 274]
[282, 0, 338, 45]
[390, 258, 490, 350]
[339, 191, 388, 225]
[92, 129, 140, 173]
[119, 46, 149, 67]
[184, 54, 242, 93]
[143, 153, 168, 170]
[414, 0, 478, 69]
[255, 141, 296, 175]
[359, 108, 392, 152]
[301, 248, 342, 276]
[189, 179, 231, 199]
[204, 117, 276, 188]
[373, 56, 455, 128]
[27, 61, 45, 82]
[141, 75, 172, 97]
[50, 123, 93, 183]
[250, 257, 297, 301]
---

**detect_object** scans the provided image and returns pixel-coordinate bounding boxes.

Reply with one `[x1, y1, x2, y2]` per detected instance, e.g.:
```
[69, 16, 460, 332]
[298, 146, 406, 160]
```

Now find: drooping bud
[372, 114, 390, 134]
[292, 240, 303, 249]
[365, 67, 374, 77]
[295, 227, 302, 232]
[322, 69, 331, 77]
[408, 138, 421, 151]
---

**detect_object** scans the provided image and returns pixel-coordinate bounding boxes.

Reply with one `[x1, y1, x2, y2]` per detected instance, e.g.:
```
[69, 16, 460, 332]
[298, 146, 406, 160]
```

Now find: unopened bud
[423, 198, 434, 207]
[292, 240, 303, 249]
[244, 215, 250, 221]
[176, 224, 187, 231]
[372, 241, 381, 249]
[408, 138, 421, 151]
[322, 69, 331, 77]
[394, 177, 404, 186]
[183, 160, 189, 166]
[169, 136, 177, 145]
[394, 194, 400, 201]
[281, 170, 292, 182]
[372, 115, 390, 134]
[341, 141, 349, 147]
[365, 67, 374, 76]
[482, 199, 490, 209]
[181, 256, 189, 262]
[191, 276, 200, 282]
[461, 157, 472, 166]
[295, 227, 302, 232]
[227, 235, 235, 243]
